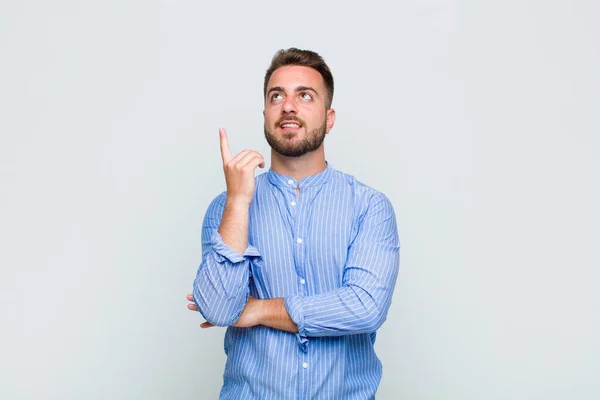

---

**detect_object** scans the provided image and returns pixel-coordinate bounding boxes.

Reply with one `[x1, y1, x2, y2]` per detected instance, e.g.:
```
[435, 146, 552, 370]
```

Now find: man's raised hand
[219, 128, 265, 206]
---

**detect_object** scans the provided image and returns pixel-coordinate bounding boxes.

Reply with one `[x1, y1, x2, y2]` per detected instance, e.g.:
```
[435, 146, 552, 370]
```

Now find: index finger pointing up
[219, 128, 233, 164]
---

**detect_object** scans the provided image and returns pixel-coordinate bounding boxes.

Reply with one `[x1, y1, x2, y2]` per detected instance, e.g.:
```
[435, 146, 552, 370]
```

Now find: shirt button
[288, 179, 294, 185]
[291, 201, 297, 207]
[300, 279, 306, 285]
[302, 362, 308, 369]
[297, 238, 303, 244]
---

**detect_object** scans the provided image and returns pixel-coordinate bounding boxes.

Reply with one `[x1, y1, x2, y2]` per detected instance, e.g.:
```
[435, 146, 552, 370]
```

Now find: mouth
[279, 121, 302, 131]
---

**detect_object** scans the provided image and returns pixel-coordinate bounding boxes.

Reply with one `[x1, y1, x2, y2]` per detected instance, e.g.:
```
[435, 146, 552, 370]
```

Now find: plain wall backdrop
[1, 1, 599, 399]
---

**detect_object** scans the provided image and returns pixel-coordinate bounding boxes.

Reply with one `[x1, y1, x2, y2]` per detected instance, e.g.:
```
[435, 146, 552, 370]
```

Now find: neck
[270, 145, 327, 181]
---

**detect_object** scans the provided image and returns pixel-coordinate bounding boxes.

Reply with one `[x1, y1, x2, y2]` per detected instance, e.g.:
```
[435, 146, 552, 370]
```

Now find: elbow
[202, 308, 241, 327]
[370, 309, 388, 331]
[192, 279, 247, 327]
[360, 307, 388, 332]
[351, 286, 391, 332]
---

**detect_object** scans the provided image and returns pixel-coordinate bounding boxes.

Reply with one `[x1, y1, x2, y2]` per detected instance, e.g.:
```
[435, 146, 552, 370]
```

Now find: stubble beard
[264, 117, 328, 158]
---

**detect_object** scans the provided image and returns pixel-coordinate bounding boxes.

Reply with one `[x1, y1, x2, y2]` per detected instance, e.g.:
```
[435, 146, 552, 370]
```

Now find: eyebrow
[266, 85, 320, 97]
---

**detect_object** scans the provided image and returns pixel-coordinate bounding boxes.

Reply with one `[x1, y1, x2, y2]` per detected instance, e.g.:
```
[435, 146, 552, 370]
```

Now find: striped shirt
[193, 163, 400, 399]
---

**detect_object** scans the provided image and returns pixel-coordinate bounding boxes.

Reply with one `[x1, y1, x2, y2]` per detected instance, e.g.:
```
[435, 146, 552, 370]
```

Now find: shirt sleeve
[284, 192, 400, 341]
[192, 193, 261, 326]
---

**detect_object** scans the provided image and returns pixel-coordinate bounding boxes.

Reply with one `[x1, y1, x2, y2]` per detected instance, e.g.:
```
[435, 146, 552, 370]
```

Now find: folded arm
[192, 194, 261, 326]
[264, 193, 400, 338]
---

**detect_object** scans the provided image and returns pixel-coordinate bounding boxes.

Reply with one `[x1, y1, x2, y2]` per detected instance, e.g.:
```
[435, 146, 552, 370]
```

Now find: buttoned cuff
[210, 231, 261, 263]
[284, 296, 308, 350]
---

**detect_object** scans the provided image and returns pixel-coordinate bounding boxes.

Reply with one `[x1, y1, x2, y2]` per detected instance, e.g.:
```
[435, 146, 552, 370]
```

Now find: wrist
[256, 298, 277, 326]
[246, 296, 266, 327]
[225, 196, 252, 209]
[253, 298, 297, 333]
[256, 299, 268, 326]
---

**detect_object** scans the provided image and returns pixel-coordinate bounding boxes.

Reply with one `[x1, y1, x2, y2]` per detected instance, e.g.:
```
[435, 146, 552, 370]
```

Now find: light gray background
[1, 1, 599, 399]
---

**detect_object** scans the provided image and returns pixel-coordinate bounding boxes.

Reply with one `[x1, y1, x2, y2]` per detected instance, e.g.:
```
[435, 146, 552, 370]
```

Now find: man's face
[264, 65, 335, 157]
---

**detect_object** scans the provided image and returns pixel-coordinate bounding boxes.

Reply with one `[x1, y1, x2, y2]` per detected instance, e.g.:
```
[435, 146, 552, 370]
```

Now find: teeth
[282, 123, 300, 128]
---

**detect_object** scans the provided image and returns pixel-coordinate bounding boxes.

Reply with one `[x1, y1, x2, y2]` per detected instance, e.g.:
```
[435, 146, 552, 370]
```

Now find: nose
[282, 96, 297, 114]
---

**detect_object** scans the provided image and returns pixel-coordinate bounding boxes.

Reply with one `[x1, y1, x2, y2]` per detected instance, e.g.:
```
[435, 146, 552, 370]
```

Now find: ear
[325, 108, 336, 134]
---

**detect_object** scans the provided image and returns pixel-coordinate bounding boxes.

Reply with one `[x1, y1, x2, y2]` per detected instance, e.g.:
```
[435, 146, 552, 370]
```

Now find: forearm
[257, 298, 298, 333]
[218, 199, 250, 255]
[248, 286, 387, 336]
[285, 282, 394, 337]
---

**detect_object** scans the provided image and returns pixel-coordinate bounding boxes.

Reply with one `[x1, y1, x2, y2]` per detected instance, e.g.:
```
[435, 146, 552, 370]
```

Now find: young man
[187, 48, 400, 399]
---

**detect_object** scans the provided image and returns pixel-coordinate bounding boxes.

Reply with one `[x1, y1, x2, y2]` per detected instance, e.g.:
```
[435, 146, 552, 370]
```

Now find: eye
[271, 93, 283, 101]
[300, 92, 313, 100]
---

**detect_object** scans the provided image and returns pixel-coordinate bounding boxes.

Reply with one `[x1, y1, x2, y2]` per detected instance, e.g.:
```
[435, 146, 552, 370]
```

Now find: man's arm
[192, 195, 254, 326]
[276, 192, 399, 337]
[188, 295, 298, 332]
[192, 128, 265, 326]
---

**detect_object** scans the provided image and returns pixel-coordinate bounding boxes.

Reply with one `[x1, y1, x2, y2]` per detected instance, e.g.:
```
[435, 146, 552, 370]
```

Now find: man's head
[263, 48, 336, 158]
[263, 48, 334, 110]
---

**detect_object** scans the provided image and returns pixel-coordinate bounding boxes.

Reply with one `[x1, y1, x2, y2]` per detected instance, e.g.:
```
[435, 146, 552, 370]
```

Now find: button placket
[289, 189, 298, 220]
[293, 191, 308, 297]
[297, 348, 309, 399]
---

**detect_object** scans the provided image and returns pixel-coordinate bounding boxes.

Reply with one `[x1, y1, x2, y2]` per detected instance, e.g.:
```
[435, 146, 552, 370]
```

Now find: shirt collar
[267, 161, 333, 189]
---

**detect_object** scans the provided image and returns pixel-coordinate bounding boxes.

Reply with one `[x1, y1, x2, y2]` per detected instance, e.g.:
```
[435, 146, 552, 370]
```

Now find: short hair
[263, 48, 334, 109]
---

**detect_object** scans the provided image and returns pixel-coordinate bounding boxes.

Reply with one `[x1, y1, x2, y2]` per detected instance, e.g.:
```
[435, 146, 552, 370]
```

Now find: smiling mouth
[279, 121, 302, 130]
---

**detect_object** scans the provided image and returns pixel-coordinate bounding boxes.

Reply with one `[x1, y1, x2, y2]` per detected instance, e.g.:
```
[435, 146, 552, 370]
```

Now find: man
[187, 48, 400, 399]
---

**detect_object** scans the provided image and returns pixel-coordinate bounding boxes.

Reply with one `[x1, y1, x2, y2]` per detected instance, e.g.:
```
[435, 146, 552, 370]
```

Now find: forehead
[267, 65, 324, 92]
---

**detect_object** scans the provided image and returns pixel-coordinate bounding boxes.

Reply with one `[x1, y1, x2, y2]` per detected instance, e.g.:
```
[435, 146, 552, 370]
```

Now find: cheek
[306, 111, 326, 125]
[299, 104, 323, 116]
[264, 110, 277, 123]
[265, 105, 281, 117]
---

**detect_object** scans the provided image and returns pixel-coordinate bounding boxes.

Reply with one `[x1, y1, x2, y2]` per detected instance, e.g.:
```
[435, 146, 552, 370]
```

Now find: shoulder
[329, 167, 392, 209]
[255, 170, 270, 186]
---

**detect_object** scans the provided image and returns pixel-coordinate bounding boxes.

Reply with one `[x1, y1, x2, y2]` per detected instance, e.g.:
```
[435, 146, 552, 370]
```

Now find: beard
[264, 116, 327, 158]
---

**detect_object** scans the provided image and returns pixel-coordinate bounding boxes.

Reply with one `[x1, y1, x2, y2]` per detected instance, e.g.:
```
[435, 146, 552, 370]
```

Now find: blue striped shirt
[193, 163, 400, 399]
